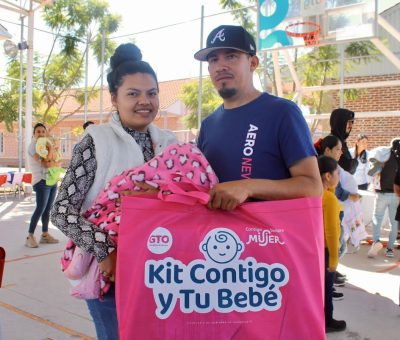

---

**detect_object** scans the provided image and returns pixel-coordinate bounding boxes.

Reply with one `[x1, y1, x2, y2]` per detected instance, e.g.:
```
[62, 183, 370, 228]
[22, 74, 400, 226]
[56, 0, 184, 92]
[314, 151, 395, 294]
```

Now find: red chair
[0, 174, 8, 199]
[22, 173, 32, 184]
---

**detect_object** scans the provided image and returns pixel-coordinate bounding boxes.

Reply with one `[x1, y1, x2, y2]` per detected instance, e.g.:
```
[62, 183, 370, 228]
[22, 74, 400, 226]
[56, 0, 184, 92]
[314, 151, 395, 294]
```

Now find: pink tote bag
[117, 188, 324, 340]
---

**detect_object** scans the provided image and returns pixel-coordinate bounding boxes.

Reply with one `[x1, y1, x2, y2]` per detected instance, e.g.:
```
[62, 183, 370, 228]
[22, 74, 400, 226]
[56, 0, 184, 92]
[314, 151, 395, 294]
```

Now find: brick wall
[332, 74, 400, 112]
[347, 116, 400, 149]
[328, 73, 400, 148]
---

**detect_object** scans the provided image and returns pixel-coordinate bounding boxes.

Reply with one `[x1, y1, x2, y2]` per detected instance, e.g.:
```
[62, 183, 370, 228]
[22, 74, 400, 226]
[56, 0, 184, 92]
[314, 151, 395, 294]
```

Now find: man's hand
[349, 193, 360, 202]
[98, 250, 117, 282]
[208, 180, 251, 211]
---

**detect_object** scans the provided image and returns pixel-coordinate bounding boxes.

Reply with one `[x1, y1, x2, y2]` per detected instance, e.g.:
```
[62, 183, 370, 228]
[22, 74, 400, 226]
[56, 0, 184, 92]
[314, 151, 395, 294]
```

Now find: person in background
[25, 123, 60, 248]
[83, 120, 95, 130]
[351, 134, 370, 190]
[315, 135, 360, 293]
[72, 121, 95, 153]
[318, 155, 347, 333]
[368, 138, 400, 258]
[50, 43, 177, 339]
[330, 108, 358, 174]
[194, 25, 322, 210]
[394, 167, 400, 241]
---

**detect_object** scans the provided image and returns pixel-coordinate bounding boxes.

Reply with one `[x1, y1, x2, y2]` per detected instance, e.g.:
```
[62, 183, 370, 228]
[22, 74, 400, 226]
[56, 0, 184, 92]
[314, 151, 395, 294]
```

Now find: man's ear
[250, 55, 259, 71]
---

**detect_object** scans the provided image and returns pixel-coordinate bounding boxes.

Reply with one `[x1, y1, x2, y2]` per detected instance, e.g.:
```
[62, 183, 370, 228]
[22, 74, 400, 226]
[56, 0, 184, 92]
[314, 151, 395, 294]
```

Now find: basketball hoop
[286, 22, 321, 46]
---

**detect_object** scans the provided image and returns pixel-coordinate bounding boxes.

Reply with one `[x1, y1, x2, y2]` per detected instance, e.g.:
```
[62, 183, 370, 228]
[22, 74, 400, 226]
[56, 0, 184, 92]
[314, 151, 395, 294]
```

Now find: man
[368, 138, 400, 258]
[194, 25, 322, 211]
[330, 108, 358, 174]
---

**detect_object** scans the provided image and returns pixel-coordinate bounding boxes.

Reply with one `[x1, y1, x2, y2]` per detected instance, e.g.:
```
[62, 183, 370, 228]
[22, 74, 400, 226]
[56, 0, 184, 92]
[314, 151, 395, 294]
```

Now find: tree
[0, 0, 121, 131]
[39, 0, 120, 128]
[180, 79, 222, 129]
[296, 42, 381, 114]
[0, 56, 42, 132]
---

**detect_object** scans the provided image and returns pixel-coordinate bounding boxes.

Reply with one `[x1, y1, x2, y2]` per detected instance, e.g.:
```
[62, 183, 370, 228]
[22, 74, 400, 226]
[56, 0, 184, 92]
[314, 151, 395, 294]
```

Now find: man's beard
[218, 85, 237, 99]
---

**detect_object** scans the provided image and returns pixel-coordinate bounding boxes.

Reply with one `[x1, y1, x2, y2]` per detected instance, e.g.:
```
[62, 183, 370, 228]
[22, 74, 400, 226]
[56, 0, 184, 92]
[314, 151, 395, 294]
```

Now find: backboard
[258, 0, 378, 51]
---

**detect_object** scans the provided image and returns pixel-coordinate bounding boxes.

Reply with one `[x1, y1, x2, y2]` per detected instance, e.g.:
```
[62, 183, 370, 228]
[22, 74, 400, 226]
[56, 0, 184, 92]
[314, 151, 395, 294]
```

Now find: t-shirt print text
[241, 124, 258, 179]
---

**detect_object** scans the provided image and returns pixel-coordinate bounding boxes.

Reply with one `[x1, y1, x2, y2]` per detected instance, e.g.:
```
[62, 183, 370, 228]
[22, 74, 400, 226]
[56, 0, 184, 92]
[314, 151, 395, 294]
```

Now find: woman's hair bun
[109, 43, 142, 70]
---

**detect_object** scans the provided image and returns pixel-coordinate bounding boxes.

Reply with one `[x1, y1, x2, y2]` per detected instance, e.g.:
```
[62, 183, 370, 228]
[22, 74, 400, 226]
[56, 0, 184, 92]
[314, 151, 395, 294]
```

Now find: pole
[18, 15, 24, 172]
[84, 31, 90, 123]
[197, 5, 204, 130]
[99, 30, 105, 124]
[25, 2, 34, 171]
[339, 44, 344, 107]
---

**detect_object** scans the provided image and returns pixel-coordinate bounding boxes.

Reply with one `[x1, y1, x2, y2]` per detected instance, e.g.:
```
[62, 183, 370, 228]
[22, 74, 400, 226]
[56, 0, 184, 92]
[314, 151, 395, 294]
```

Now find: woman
[50, 43, 176, 339]
[26, 123, 59, 248]
[351, 134, 370, 190]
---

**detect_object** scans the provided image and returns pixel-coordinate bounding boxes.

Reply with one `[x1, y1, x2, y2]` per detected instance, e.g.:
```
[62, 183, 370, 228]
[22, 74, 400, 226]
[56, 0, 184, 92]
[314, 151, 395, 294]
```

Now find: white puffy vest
[81, 112, 177, 212]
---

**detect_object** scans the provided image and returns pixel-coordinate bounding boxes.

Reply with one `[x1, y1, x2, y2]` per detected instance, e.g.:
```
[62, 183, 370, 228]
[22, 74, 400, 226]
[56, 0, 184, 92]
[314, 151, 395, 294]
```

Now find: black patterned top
[50, 130, 154, 262]
[123, 126, 154, 162]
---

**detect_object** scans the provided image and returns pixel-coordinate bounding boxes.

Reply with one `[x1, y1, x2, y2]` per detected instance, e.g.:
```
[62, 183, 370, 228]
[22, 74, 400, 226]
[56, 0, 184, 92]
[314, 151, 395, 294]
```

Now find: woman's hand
[98, 250, 117, 282]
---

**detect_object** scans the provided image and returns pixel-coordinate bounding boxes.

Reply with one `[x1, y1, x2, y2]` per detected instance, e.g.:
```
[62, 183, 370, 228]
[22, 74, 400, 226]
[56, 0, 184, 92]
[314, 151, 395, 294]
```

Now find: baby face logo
[200, 228, 243, 264]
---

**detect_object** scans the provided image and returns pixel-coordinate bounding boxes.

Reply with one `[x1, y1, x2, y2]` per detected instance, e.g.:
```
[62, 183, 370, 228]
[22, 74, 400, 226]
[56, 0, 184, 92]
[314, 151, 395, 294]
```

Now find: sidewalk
[0, 195, 399, 340]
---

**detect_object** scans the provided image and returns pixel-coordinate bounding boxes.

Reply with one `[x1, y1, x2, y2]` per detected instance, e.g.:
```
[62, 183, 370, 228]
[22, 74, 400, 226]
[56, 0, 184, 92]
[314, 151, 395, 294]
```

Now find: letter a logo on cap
[211, 29, 225, 44]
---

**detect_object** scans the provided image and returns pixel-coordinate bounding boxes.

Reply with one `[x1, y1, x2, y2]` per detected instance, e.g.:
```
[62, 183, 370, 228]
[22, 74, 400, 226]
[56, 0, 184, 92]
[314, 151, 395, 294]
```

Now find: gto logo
[149, 235, 170, 244]
[147, 227, 173, 254]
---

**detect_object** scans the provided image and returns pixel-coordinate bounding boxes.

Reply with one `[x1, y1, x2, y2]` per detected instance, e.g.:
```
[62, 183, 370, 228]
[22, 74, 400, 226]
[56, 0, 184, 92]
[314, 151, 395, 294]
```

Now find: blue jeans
[86, 285, 118, 340]
[372, 192, 400, 249]
[28, 180, 57, 234]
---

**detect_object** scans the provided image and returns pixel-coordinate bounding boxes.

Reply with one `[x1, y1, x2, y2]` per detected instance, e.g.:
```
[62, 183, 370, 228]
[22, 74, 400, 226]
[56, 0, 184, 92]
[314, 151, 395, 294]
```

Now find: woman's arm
[50, 135, 115, 262]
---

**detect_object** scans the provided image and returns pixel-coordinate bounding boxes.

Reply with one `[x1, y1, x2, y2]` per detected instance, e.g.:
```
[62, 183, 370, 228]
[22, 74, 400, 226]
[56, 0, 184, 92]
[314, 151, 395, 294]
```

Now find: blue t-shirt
[197, 93, 316, 183]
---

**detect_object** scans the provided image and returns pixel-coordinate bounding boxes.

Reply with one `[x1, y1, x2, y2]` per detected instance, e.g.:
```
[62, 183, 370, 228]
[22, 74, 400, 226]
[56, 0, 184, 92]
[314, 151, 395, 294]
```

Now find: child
[318, 155, 347, 333]
[36, 136, 64, 186]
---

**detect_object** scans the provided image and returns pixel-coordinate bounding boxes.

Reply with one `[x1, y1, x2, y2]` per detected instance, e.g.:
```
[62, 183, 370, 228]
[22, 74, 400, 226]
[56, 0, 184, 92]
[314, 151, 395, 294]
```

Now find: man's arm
[394, 168, 400, 196]
[394, 183, 400, 196]
[209, 156, 322, 211]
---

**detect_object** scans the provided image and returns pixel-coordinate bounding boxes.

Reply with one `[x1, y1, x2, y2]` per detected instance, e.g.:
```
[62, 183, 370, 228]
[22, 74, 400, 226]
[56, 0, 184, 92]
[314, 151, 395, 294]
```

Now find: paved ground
[0, 194, 399, 340]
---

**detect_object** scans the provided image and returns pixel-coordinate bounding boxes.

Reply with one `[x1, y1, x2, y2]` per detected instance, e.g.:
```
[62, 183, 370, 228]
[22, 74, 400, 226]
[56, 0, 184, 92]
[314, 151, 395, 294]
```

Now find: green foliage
[0, 54, 42, 131]
[75, 87, 100, 106]
[180, 79, 222, 129]
[0, 87, 19, 132]
[0, 0, 121, 130]
[219, 0, 255, 33]
[297, 42, 380, 113]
